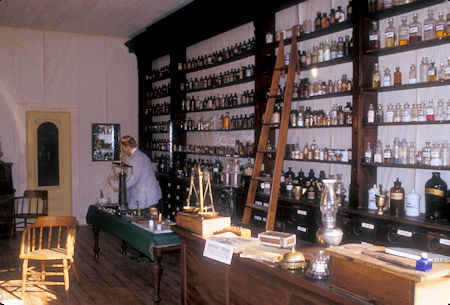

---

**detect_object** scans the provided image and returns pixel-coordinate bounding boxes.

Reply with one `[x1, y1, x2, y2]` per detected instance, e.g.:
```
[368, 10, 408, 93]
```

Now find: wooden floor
[0, 225, 182, 305]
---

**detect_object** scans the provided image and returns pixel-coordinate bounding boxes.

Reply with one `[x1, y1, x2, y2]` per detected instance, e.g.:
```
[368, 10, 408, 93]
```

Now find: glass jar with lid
[435, 12, 445, 38]
[384, 18, 397, 48]
[423, 10, 436, 41]
[409, 12, 422, 43]
[398, 16, 409, 45]
[408, 64, 417, 84]
[369, 21, 380, 49]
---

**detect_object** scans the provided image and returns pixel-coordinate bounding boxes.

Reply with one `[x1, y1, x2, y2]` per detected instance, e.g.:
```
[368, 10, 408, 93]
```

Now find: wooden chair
[11, 190, 49, 238]
[19, 216, 80, 297]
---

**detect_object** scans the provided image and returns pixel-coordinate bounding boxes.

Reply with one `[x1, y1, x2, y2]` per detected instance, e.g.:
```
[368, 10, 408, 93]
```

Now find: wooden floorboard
[0, 225, 181, 305]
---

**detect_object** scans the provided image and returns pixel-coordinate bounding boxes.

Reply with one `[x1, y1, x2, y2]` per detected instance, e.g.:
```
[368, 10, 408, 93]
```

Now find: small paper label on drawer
[397, 230, 412, 237]
[176, 196, 179, 200]
[439, 238, 450, 246]
[254, 215, 262, 221]
[255, 201, 262, 206]
[168, 204, 171, 208]
[168, 182, 171, 187]
[167, 194, 171, 198]
[361, 222, 374, 230]
[177, 185, 180, 189]
[297, 210, 307, 216]
[296, 226, 307, 232]
[262, 217, 267, 222]
[263, 203, 269, 207]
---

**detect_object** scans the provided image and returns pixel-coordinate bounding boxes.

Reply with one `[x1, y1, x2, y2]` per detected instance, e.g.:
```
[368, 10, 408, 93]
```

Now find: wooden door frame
[17, 104, 79, 218]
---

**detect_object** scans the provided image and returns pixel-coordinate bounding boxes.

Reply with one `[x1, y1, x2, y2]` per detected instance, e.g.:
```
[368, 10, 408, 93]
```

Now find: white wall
[0, 26, 138, 223]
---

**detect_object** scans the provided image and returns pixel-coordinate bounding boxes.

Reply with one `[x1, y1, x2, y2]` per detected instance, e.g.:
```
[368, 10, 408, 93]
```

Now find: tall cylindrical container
[405, 189, 420, 217]
[425, 172, 447, 220]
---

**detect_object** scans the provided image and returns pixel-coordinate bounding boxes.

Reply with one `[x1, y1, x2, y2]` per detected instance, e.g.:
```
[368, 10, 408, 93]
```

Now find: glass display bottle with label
[409, 12, 422, 43]
[423, 10, 436, 41]
[427, 61, 437, 82]
[384, 18, 397, 48]
[419, 57, 429, 83]
[372, 63, 381, 87]
[390, 178, 405, 216]
[369, 20, 380, 49]
[425, 172, 448, 220]
[383, 68, 392, 87]
[435, 12, 445, 38]
[398, 16, 409, 45]
[393, 66, 402, 85]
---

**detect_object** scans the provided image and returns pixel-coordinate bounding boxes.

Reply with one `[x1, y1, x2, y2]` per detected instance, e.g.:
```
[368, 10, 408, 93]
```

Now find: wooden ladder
[242, 27, 300, 231]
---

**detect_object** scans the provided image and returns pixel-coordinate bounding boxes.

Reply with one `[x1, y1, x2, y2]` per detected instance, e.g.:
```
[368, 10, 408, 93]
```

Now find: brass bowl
[198, 211, 219, 218]
[183, 206, 197, 212]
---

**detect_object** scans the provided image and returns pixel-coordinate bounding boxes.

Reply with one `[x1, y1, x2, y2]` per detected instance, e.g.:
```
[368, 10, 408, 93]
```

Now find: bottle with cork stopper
[390, 177, 405, 216]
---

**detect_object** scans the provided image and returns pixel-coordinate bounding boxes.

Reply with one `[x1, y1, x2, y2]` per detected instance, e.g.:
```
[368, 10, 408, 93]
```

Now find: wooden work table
[172, 226, 371, 305]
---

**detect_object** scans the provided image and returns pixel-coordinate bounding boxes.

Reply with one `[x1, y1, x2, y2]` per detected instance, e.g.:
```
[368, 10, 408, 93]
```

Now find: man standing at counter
[109, 135, 162, 210]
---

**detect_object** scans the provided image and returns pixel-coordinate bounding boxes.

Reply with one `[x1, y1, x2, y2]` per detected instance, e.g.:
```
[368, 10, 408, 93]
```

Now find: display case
[92, 123, 120, 161]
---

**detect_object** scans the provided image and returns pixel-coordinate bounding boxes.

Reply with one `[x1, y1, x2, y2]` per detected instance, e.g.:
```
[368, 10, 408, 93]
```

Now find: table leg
[92, 225, 100, 259]
[121, 241, 128, 255]
[152, 247, 163, 305]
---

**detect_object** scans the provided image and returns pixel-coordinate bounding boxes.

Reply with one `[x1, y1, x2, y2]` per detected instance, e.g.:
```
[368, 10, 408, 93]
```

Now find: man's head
[120, 135, 137, 156]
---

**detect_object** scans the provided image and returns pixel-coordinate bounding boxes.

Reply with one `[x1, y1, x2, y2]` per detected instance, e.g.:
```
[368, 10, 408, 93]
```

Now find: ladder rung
[246, 203, 269, 212]
[262, 122, 279, 127]
[274, 66, 288, 71]
[257, 149, 276, 154]
[267, 95, 283, 99]
[252, 176, 272, 183]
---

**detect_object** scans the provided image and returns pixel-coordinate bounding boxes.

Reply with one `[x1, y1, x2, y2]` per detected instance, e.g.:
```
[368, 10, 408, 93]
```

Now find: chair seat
[20, 248, 70, 260]
[15, 213, 44, 219]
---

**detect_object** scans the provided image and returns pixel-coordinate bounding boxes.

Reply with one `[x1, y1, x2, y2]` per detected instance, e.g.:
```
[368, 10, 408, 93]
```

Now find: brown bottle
[393, 66, 402, 85]
[390, 178, 405, 216]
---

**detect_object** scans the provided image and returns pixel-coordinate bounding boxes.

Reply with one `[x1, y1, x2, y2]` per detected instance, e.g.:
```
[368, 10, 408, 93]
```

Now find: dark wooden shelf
[146, 74, 171, 83]
[284, 124, 351, 130]
[183, 49, 255, 73]
[184, 103, 254, 113]
[150, 131, 169, 134]
[362, 79, 450, 92]
[185, 127, 254, 133]
[362, 162, 450, 171]
[285, 158, 351, 165]
[367, 0, 446, 20]
[292, 91, 352, 101]
[174, 151, 254, 158]
[365, 36, 450, 57]
[184, 77, 254, 93]
[300, 56, 352, 71]
[150, 93, 171, 100]
[364, 120, 450, 127]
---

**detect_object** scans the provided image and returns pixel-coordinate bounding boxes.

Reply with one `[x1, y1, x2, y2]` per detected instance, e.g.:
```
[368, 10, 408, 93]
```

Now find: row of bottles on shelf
[285, 140, 351, 162]
[369, 9, 449, 49]
[145, 121, 170, 133]
[271, 75, 353, 100]
[299, 35, 353, 66]
[173, 140, 254, 157]
[371, 56, 450, 87]
[269, 3, 352, 42]
[148, 83, 171, 99]
[179, 37, 255, 71]
[144, 102, 170, 116]
[148, 139, 169, 151]
[145, 65, 170, 81]
[368, 0, 428, 13]
[364, 138, 450, 166]
[368, 173, 448, 222]
[179, 112, 255, 131]
[180, 64, 255, 92]
[181, 90, 255, 112]
[367, 99, 450, 123]
[288, 104, 353, 128]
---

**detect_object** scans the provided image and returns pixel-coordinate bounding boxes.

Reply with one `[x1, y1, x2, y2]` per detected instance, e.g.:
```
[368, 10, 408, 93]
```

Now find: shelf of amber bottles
[363, 79, 450, 92]
[363, 120, 450, 127]
[300, 55, 353, 71]
[365, 36, 450, 57]
[184, 77, 254, 93]
[292, 91, 352, 101]
[183, 102, 255, 114]
[183, 49, 255, 74]
[367, 0, 446, 20]
[361, 162, 450, 171]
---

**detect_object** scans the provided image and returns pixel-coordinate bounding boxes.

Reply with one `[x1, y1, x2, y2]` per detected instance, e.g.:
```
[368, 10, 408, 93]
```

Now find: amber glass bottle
[425, 172, 448, 220]
[390, 178, 405, 216]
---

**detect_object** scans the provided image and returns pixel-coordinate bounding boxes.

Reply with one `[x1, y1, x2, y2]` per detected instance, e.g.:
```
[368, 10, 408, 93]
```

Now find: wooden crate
[326, 244, 450, 305]
[176, 212, 230, 236]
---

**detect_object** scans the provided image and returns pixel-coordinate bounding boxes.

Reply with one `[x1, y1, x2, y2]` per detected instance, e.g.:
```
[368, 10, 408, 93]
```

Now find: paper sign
[397, 229, 412, 238]
[203, 239, 234, 265]
[361, 222, 374, 230]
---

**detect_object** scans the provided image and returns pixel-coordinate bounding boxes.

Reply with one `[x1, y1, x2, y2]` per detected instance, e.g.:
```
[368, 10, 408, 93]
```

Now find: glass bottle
[323, 39, 331, 61]
[446, 11, 450, 36]
[367, 104, 375, 123]
[427, 61, 437, 82]
[401, 103, 411, 122]
[438, 63, 446, 81]
[376, 104, 384, 123]
[419, 57, 429, 83]
[407, 142, 416, 165]
[425, 172, 448, 220]
[399, 139, 408, 164]
[436, 99, 445, 121]
[223, 112, 231, 130]
[393, 103, 402, 122]
[374, 140, 383, 163]
[408, 64, 417, 84]
[386, 103, 394, 123]
[311, 46, 318, 64]
[409, 12, 422, 43]
[393, 66, 402, 85]
[314, 12, 322, 31]
[384, 18, 397, 48]
[435, 12, 445, 38]
[390, 178, 405, 216]
[383, 144, 392, 163]
[447, 100, 450, 120]
[330, 40, 337, 59]
[422, 140, 432, 165]
[410, 103, 418, 122]
[337, 36, 345, 58]
[446, 56, 450, 80]
[442, 141, 449, 166]
[423, 10, 436, 41]
[426, 100, 435, 121]
[297, 106, 304, 127]
[372, 63, 381, 87]
[383, 67, 392, 87]
[369, 20, 380, 49]
[398, 16, 409, 46]
[365, 142, 373, 162]
[392, 137, 400, 164]
[417, 102, 426, 122]
[430, 142, 442, 166]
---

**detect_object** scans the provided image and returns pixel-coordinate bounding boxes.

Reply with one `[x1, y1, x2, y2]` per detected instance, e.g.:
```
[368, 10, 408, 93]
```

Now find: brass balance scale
[183, 165, 218, 218]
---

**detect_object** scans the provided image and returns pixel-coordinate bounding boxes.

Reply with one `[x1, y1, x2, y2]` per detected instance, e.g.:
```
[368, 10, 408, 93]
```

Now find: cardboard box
[258, 231, 296, 248]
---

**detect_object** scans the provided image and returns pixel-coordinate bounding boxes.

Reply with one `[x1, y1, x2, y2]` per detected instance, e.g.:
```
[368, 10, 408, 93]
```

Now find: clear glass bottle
[408, 64, 417, 84]
[401, 102, 411, 122]
[374, 140, 383, 163]
[427, 61, 437, 82]
[446, 100, 450, 120]
[398, 16, 409, 45]
[430, 142, 442, 166]
[372, 63, 381, 87]
[376, 104, 384, 123]
[323, 39, 331, 61]
[441, 140, 449, 166]
[407, 142, 416, 165]
[369, 20, 380, 49]
[438, 63, 446, 81]
[367, 104, 375, 123]
[384, 18, 397, 48]
[417, 102, 426, 122]
[393, 66, 402, 85]
[419, 57, 429, 83]
[337, 36, 345, 58]
[426, 100, 435, 121]
[422, 140, 432, 165]
[392, 137, 400, 164]
[410, 103, 418, 121]
[384, 144, 392, 163]
[409, 12, 422, 43]
[445, 56, 450, 80]
[330, 40, 337, 59]
[386, 103, 394, 123]
[423, 10, 436, 41]
[383, 67, 392, 86]
[393, 103, 402, 122]
[399, 139, 408, 164]
[317, 42, 324, 62]
[435, 12, 445, 38]
[436, 99, 445, 121]
[365, 142, 373, 163]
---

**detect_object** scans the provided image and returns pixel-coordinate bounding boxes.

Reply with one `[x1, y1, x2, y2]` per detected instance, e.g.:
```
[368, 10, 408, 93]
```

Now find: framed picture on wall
[92, 123, 120, 161]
